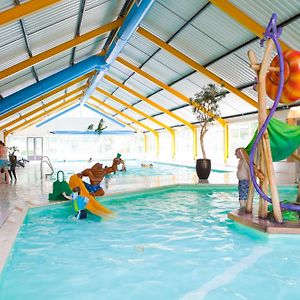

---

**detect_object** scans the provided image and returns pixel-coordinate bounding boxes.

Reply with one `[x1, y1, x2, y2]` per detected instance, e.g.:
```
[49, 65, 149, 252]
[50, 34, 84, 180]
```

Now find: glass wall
[8, 134, 142, 162]
[204, 124, 225, 165]
[145, 132, 157, 159]
[158, 130, 172, 160]
[175, 127, 194, 162]
[4, 136, 27, 159]
[227, 119, 258, 165]
[6, 118, 259, 165]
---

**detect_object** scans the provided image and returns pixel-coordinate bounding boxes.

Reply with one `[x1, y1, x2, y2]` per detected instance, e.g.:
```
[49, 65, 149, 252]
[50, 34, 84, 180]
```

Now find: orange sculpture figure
[266, 50, 300, 104]
[78, 157, 123, 197]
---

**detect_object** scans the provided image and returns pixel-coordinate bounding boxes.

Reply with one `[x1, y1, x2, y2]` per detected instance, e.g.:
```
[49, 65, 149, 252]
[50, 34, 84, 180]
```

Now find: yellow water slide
[69, 174, 113, 216]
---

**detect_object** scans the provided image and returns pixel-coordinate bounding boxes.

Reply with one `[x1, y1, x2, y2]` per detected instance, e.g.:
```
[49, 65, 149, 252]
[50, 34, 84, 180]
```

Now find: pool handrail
[40, 156, 54, 179]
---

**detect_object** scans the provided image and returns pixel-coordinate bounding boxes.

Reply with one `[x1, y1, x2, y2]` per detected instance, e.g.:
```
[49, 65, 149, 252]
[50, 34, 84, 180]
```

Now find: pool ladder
[40, 156, 54, 179]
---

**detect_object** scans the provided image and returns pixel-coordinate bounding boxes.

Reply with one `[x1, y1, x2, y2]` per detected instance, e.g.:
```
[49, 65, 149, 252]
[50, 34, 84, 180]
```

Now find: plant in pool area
[7, 146, 19, 158]
[190, 83, 226, 159]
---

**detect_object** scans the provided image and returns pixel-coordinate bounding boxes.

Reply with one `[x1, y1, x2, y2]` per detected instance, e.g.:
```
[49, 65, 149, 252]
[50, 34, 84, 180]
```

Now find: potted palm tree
[190, 83, 226, 180]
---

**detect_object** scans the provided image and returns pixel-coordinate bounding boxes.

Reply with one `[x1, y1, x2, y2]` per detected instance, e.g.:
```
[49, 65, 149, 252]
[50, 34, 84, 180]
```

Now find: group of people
[0, 140, 17, 184]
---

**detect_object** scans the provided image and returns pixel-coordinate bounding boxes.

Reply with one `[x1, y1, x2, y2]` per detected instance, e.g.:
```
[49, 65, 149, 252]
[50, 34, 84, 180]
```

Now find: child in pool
[63, 186, 89, 219]
[141, 163, 153, 168]
[235, 147, 250, 208]
[104, 166, 112, 189]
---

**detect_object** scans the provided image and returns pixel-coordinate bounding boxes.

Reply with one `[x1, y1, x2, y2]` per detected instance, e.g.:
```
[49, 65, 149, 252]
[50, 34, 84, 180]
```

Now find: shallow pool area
[0, 185, 299, 300]
[49, 160, 232, 181]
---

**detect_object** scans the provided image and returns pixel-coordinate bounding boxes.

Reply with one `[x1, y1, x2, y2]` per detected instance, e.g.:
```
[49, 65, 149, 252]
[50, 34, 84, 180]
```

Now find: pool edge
[0, 206, 28, 273]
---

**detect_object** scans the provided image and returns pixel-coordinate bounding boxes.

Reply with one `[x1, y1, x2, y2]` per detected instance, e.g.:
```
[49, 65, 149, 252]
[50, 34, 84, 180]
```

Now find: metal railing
[40, 156, 54, 179]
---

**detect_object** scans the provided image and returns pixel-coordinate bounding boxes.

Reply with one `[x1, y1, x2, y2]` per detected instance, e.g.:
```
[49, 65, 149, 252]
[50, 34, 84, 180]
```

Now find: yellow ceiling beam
[208, 0, 290, 52]
[116, 57, 226, 127]
[103, 75, 197, 159]
[0, 91, 83, 131]
[112, 117, 140, 133]
[97, 87, 174, 133]
[103, 74, 198, 159]
[103, 75, 197, 130]
[5, 103, 70, 136]
[87, 102, 141, 132]
[0, 0, 62, 26]
[0, 19, 123, 80]
[97, 87, 176, 159]
[90, 95, 159, 157]
[5, 98, 78, 136]
[4, 117, 42, 142]
[0, 73, 91, 121]
[90, 95, 157, 135]
[137, 27, 258, 109]
[5, 117, 43, 139]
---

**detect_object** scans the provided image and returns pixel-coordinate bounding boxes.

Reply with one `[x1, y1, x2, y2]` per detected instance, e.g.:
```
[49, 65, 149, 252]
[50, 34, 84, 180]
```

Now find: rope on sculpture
[249, 13, 300, 211]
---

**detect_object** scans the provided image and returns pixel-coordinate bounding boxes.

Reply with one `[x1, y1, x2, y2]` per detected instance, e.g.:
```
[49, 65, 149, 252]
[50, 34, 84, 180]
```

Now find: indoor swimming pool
[49, 160, 232, 181]
[0, 185, 299, 300]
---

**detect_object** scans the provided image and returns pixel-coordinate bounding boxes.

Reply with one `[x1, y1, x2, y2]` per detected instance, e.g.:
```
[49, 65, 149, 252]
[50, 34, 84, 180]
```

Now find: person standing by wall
[0, 141, 9, 184]
[8, 155, 17, 182]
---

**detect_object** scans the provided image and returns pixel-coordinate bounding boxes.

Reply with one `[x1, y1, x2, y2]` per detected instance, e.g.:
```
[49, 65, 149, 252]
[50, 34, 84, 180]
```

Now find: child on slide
[63, 187, 89, 219]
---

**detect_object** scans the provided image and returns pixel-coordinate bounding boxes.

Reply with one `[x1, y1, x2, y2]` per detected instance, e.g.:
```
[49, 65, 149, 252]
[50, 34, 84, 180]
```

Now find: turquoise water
[50, 160, 231, 181]
[0, 186, 299, 300]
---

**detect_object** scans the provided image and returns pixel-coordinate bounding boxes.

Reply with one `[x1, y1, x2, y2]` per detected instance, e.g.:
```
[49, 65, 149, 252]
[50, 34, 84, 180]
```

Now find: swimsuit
[238, 180, 249, 200]
[0, 159, 8, 168]
[83, 182, 103, 193]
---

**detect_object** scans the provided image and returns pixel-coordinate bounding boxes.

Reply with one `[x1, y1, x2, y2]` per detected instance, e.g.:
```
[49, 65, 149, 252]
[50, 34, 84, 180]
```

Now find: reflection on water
[0, 187, 298, 300]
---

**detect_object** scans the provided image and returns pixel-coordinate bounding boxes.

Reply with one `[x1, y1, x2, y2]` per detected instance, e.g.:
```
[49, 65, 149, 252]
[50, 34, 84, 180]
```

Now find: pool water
[0, 186, 299, 300]
[49, 160, 231, 181]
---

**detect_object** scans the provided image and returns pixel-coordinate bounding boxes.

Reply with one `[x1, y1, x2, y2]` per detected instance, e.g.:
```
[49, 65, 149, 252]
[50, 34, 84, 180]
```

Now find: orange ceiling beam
[0, 91, 83, 131]
[115, 57, 226, 126]
[90, 95, 157, 135]
[0, 73, 91, 121]
[0, 19, 123, 80]
[103, 75, 198, 130]
[87, 102, 140, 132]
[137, 27, 258, 109]
[5, 98, 78, 136]
[96, 87, 174, 134]
[0, 0, 62, 26]
[102, 75, 198, 159]
[208, 0, 290, 51]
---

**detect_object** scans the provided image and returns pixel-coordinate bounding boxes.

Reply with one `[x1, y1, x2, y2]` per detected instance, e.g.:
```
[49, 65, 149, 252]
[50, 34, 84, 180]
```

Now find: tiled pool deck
[0, 161, 297, 271]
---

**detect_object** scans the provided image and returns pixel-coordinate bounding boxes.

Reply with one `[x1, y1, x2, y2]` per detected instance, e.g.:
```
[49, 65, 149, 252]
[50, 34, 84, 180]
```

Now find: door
[27, 137, 43, 160]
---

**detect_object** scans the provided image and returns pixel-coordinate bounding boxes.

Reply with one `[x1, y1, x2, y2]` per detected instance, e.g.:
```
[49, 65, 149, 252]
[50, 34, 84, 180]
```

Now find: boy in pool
[235, 147, 250, 208]
[141, 163, 153, 168]
[63, 186, 89, 219]
[119, 160, 126, 172]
